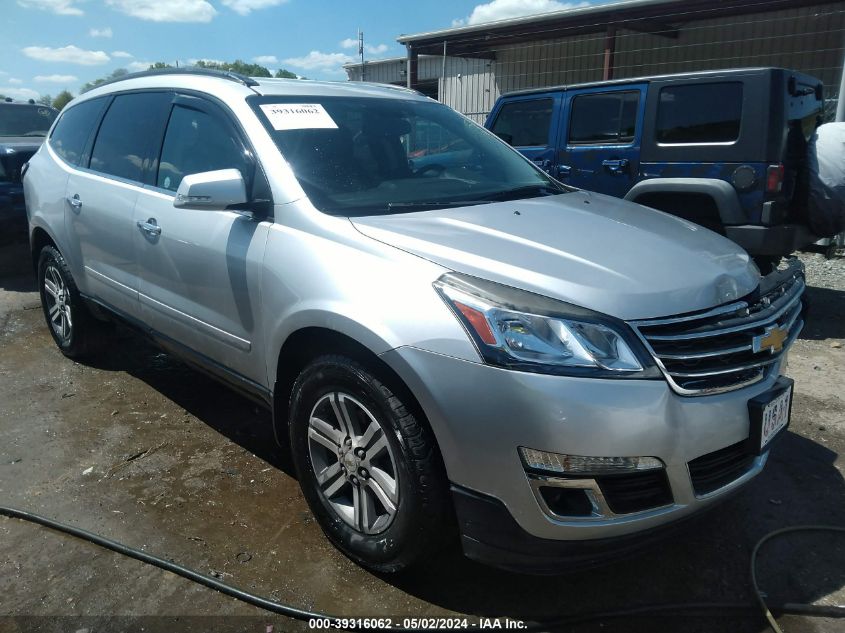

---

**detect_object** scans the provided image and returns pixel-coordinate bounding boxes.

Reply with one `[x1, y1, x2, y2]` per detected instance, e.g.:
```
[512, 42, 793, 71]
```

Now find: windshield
[249, 96, 569, 215]
[0, 104, 58, 138]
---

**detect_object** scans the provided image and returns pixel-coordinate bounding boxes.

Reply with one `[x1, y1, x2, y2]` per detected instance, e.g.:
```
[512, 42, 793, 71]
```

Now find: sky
[0, 0, 608, 101]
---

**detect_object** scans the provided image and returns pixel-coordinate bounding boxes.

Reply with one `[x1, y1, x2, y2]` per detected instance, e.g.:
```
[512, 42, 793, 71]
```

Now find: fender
[625, 178, 746, 225]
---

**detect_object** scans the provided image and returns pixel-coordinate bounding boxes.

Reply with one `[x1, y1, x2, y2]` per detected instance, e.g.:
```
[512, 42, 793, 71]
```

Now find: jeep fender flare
[624, 178, 745, 225]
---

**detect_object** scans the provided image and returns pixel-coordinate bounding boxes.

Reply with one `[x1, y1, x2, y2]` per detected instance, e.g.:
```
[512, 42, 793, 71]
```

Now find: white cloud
[89, 27, 113, 38]
[17, 0, 83, 16]
[453, 0, 589, 26]
[339, 38, 390, 55]
[34, 74, 78, 83]
[0, 87, 41, 101]
[22, 45, 110, 65]
[8, 78, 24, 85]
[283, 51, 353, 72]
[106, 0, 217, 23]
[253, 55, 279, 65]
[221, 0, 289, 15]
[126, 60, 155, 72]
[111, 50, 133, 58]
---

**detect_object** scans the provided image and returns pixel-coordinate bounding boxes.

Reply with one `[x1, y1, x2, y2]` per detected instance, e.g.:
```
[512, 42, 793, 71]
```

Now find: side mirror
[174, 168, 248, 210]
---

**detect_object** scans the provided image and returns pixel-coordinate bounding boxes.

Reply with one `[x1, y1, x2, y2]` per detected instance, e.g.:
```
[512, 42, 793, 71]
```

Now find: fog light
[519, 447, 664, 475]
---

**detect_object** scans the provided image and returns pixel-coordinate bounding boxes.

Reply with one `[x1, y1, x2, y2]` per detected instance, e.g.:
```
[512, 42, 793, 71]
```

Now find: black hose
[2, 505, 843, 632]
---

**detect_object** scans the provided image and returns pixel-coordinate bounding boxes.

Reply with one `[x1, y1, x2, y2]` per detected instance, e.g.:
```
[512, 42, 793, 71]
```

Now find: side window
[89, 92, 172, 182]
[568, 91, 640, 145]
[49, 98, 107, 166]
[490, 99, 553, 147]
[157, 105, 249, 192]
[656, 83, 743, 144]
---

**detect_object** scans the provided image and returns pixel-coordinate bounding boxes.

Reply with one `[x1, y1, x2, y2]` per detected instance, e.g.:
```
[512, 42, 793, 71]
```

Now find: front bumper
[381, 346, 785, 561]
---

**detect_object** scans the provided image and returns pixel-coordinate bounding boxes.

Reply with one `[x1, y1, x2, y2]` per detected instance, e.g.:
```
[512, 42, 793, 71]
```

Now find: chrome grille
[630, 266, 805, 396]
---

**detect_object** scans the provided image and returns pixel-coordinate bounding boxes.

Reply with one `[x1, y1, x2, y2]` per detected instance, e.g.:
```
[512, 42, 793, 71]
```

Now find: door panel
[65, 171, 140, 315]
[559, 85, 645, 197]
[135, 191, 270, 382]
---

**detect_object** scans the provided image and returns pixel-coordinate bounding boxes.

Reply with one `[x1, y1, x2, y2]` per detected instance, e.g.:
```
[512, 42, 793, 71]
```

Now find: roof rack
[92, 67, 260, 91]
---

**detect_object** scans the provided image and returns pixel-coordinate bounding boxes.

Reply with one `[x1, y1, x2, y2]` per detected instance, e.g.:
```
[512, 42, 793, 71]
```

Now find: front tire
[289, 355, 451, 572]
[37, 245, 105, 359]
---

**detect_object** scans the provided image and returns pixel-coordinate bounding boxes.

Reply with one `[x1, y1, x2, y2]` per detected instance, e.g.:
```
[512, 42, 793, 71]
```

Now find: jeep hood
[351, 190, 760, 321]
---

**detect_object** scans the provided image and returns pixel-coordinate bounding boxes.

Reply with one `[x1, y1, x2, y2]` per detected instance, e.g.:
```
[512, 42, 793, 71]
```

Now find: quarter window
[89, 92, 172, 182]
[49, 98, 107, 166]
[157, 105, 248, 192]
[568, 91, 639, 145]
[490, 99, 553, 147]
[656, 83, 743, 144]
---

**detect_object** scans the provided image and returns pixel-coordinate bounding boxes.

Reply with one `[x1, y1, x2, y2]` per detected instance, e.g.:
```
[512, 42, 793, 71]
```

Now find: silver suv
[24, 69, 803, 573]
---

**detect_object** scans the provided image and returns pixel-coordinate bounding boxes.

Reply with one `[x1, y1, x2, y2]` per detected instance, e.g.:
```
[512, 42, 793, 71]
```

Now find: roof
[397, 0, 672, 43]
[74, 69, 427, 106]
[395, 0, 840, 55]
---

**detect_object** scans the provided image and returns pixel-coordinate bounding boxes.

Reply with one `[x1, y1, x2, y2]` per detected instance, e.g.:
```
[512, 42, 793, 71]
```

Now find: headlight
[434, 273, 658, 378]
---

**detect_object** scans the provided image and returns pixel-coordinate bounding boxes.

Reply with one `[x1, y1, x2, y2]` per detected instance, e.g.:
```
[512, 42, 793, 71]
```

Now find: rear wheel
[289, 354, 451, 572]
[37, 246, 106, 359]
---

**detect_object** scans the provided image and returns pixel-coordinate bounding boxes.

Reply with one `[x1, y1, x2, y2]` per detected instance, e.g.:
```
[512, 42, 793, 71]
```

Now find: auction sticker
[260, 103, 338, 130]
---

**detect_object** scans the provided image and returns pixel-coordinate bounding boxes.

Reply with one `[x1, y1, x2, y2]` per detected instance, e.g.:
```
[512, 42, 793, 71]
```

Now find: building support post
[836, 46, 845, 121]
[406, 44, 418, 90]
[603, 24, 617, 81]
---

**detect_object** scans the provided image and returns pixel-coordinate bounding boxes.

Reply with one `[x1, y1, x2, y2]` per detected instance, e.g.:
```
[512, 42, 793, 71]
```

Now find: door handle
[555, 165, 572, 177]
[136, 219, 161, 236]
[67, 194, 82, 211]
[602, 159, 630, 175]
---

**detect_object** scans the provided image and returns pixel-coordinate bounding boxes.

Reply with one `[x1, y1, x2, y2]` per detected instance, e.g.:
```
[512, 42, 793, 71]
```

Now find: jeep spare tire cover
[808, 122, 845, 237]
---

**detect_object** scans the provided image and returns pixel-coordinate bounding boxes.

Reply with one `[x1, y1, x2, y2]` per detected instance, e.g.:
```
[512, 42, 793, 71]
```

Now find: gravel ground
[0, 242, 843, 633]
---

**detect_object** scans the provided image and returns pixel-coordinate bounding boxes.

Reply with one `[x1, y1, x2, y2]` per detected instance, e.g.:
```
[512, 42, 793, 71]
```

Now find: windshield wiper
[480, 184, 571, 202]
[386, 200, 494, 212]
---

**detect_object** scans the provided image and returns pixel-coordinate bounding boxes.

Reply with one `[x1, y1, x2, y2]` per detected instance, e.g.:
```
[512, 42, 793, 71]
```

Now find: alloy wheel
[43, 264, 72, 342]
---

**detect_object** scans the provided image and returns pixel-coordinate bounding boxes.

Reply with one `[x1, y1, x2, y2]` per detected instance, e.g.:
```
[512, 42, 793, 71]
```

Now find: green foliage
[52, 90, 74, 111]
[194, 59, 272, 78]
[37, 94, 53, 106]
[81, 68, 128, 94]
[148, 62, 173, 70]
[274, 68, 299, 79]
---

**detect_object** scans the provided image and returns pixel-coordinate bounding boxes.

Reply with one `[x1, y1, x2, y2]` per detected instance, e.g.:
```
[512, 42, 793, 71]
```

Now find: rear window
[569, 91, 639, 145]
[49, 98, 107, 166]
[89, 92, 172, 182]
[656, 82, 743, 144]
[490, 99, 553, 147]
[0, 104, 57, 138]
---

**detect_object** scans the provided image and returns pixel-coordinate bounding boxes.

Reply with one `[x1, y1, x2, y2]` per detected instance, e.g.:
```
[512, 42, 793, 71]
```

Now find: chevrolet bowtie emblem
[753, 324, 789, 354]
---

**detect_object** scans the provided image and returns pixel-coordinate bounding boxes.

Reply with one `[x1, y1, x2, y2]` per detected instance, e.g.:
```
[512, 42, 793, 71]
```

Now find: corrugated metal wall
[350, 2, 843, 122]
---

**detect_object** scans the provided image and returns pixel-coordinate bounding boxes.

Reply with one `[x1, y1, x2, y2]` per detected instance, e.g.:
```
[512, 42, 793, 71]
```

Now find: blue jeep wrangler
[485, 68, 825, 270]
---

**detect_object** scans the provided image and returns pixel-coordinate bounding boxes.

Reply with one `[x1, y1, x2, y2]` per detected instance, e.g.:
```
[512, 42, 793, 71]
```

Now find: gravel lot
[0, 241, 843, 633]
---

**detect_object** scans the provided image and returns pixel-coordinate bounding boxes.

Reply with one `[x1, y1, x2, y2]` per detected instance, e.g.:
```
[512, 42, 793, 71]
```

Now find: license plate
[748, 377, 793, 453]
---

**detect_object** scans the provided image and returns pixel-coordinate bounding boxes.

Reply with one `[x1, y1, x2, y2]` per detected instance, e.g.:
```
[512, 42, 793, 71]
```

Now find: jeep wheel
[289, 354, 451, 572]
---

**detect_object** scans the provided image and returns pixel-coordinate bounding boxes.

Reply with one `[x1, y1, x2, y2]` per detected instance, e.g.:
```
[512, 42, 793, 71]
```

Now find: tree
[52, 90, 74, 111]
[37, 94, 53, 106]
[148, 62, 173, 70]
[194, 59, 272, 78]
[81, 68, 128, 93]
[274, 68, 300, 79]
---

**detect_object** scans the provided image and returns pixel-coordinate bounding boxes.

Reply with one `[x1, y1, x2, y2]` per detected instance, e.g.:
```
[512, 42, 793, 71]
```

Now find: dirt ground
[0, 238, 843, 633]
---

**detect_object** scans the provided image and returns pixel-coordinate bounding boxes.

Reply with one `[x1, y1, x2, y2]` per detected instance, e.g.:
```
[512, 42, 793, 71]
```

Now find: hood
[351, 190, 760, 321]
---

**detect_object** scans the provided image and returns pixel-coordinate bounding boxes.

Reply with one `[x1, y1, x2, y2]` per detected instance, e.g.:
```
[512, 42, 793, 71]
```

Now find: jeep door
[487, 93, 561, 176]
[559, 85, 645, 197]
[64, 92, 172, 316]
[133, 94, 270, 387]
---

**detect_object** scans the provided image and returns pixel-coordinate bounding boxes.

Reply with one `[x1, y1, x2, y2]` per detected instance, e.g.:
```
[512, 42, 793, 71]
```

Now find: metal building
[345, 0, 845, 123]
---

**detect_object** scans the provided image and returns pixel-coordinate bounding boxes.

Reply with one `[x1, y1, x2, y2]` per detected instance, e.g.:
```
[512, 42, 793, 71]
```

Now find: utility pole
[358, 30, 365, 81]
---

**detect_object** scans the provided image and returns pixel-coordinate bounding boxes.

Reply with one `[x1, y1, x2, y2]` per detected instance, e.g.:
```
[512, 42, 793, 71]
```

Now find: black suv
[485, 68, 825, 270]
[0, 100, 58, 243]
